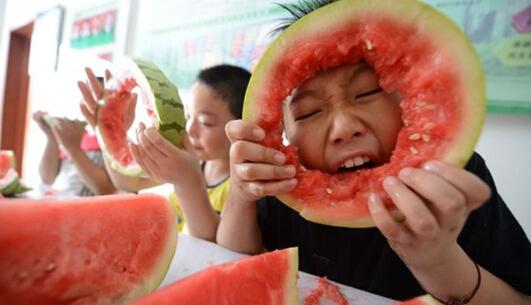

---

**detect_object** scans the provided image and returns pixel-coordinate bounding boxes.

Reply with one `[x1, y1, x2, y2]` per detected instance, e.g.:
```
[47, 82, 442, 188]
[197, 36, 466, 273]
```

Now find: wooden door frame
[1, 22, 33, 174]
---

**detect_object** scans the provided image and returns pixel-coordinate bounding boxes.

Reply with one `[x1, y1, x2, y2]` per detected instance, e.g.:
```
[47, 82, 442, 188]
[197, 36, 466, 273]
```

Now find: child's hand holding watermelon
[224, 119, 297, 205]
[77, 67, 137, 131]
[130, 123, 200, 189]
[368, 161, 492, 302]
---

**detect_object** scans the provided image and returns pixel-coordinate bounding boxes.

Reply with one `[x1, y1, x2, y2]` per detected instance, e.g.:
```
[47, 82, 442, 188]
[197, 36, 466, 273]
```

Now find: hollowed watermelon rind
[97, 58, 186, 177]
[243, 0, 485, 227]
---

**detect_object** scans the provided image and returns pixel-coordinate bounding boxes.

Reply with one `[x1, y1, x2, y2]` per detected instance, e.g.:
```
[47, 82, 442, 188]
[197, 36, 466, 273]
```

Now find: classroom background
[0, 0, 529, 236]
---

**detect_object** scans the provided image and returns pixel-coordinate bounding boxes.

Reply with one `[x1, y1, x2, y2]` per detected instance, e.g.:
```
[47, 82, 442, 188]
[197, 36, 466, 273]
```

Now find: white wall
[476, 115, 531, 238]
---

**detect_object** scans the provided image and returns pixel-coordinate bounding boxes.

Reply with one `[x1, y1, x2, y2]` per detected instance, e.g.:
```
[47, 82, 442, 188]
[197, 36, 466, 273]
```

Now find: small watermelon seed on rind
[243, 0, 485, 228]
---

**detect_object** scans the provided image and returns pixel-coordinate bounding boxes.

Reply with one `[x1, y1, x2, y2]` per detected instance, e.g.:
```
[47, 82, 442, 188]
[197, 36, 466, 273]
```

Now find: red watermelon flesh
[128, 248, 299, 305]
[244, 0, 485, 227]
[0, 193, 177, 305]
[0, 150, 14, 177]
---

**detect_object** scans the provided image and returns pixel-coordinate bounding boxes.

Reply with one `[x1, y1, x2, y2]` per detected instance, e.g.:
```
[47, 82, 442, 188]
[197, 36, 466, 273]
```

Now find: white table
[161, 234, 393, 305]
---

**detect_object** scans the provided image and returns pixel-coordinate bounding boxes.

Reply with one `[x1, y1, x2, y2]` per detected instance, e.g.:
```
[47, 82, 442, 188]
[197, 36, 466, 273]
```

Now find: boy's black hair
[196, 65, 251, 120]
[271, 0, 338, 36]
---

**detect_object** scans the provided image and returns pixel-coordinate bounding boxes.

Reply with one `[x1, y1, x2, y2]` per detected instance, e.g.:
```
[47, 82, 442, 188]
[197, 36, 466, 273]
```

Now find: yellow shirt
[169, 178, 230, 232]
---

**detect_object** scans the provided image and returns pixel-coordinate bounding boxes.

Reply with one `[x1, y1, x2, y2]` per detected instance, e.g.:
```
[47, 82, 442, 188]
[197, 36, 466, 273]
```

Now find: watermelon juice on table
[244, 0, 485, 227]
[0, 193, 177, 305]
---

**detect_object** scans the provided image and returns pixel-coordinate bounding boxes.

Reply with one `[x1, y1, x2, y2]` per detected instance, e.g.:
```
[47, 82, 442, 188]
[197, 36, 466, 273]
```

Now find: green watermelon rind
[131, 58, 186, 147]
[243, 0, 485, 227]
[284, 247, 299, 305]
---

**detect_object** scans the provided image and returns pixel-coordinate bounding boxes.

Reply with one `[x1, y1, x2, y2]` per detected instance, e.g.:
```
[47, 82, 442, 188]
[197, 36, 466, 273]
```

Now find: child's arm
[369, 161, 529, 304]
[130, 124, 220, 242]
[216, 120, 297, 254]
[52, 118, 116, 195]
[33, 111, 60, 184]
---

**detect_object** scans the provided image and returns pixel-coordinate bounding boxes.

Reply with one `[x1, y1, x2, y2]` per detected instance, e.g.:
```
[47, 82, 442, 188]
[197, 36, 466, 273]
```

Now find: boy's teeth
[344, 159, 355, 168]
[342, 156, 371, 169]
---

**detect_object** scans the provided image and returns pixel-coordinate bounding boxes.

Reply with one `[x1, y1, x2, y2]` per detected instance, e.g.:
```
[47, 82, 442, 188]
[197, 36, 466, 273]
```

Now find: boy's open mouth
[335, 155, 376, 174]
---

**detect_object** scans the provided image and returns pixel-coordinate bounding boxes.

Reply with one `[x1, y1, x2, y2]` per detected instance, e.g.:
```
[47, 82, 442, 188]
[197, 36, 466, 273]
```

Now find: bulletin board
[136, 0, 531, 114]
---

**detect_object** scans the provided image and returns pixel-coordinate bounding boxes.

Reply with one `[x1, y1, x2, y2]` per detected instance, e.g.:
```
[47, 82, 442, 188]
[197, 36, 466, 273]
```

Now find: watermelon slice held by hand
[0, 193, 178, 305]
[96, 57, 186, 177]
[129, 248, 299, 305]
[244, 0, 485, 227]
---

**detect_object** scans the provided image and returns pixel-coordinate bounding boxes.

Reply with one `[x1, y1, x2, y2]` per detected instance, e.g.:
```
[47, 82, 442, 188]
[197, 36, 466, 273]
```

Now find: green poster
[425, 0, 531, 114]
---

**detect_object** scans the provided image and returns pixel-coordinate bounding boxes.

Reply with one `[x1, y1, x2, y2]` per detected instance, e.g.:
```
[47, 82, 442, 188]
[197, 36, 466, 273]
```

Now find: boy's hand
[368, 160, 491, 269]
[77, 67, 136, 130]
[129, 123, 202, 188]
[77, 67, 109, 128]
[52, 118, 85, 152]
[225, 120, 297, 204]
[33, 111, 54, 137]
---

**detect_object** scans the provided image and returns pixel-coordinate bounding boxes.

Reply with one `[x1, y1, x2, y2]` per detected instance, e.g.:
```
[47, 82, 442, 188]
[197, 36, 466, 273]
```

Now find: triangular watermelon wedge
[0, 193, 177, 305]
[128, 248, 299, 305]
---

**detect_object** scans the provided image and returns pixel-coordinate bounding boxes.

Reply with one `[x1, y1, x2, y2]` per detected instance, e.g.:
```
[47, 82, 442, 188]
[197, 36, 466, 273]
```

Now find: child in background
[78, 65, 250, 241]
[216, 2, 531, 305]
[33, 111, 116, 197]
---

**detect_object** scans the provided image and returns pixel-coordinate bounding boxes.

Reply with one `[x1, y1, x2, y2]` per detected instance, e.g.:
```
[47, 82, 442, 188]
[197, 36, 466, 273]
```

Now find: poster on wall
[69, 1, 117, 61]
[425, 0, 531, 114]
[138, 0, 531, 114]
[138, 1, 286, 89]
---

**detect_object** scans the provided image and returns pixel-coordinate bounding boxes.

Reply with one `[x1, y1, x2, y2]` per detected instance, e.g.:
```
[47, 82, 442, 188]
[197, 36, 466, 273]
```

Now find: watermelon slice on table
[0, 150, 30, 197]
[128, 248, 299, 305]
[0, 193, 178, 305]
[97, 57, 185, 177]
[244, 0, 485, 227]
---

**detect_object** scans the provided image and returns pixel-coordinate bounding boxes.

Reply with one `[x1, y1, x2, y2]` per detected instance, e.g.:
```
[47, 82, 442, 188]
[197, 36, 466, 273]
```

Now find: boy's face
[185, 83, 235, 161]
[282, 63, 402, 174]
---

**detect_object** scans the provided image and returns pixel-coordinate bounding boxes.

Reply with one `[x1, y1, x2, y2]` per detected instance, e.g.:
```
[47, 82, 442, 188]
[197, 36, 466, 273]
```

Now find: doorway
[1, 22, 33, 174]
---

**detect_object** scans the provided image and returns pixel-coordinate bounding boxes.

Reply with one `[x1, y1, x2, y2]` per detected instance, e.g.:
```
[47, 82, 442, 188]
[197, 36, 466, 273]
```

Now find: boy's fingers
[368, 193, 413, 243]
[79, 103, 96, 127]
[422, 161, 491, 211]
[144, 127, 177, 156]
[397, 167, 467, 230]
[104, 69, 112, 82]
[243, 179, 297, 197]
[138, 126, 167, 160]
[225, 120, 265, 143]
[85, 67, 104, 99]
[77, 81, 99, 113]
[382, 176, 440, 238]
[230, 141, 286, 165]
[234, 163, 296, 181]
[130, 143, 156, 178]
